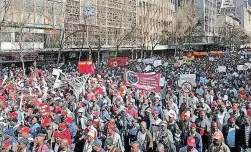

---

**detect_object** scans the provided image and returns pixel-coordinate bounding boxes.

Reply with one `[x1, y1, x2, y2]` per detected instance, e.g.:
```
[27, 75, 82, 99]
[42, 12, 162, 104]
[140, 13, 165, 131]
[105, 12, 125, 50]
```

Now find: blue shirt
[30, 123, 40, 138]
[227, 128, 235, 147]
[68, 123, 77, 142]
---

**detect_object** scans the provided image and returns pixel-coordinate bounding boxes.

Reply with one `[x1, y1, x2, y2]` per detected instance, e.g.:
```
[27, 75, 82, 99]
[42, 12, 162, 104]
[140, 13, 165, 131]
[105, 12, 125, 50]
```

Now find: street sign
[181, 82, 192, 93]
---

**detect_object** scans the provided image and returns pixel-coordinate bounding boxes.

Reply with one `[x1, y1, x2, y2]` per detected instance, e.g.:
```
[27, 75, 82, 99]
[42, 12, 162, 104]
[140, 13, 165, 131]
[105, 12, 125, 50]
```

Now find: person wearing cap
[222, 117, 238, 152]
[107, 125, 124, 152]
[157, 121, 174, 144]
[18, 127, 34, 151]
[76, 107, 88, 131]
[18, 138, 29, 152]
[58, 123, 72, 147]
[188, 123, 203, 152]
[180, 110, 192, 146]
[4, 128, 18, 151]
[35, 133, 50, 152]
[150, 110, 162, 149]
[228, 104, 240, 119]
[83, 129, 96, 152]
[207, 131, 230, 152]
[196, 110, 211, 136]
[52, 131, 64, 152]
[236, 116, 251, 151]
[105, 137, 121, 152]
[167, 113, 181, 145]
[136, 121, 153, 152]
[91, 139, 105, 152]
[179, 137, 199, 152]
[64, 117, 77, 148]
[1, 141, 13, 152]
[203, 121, 222, 151]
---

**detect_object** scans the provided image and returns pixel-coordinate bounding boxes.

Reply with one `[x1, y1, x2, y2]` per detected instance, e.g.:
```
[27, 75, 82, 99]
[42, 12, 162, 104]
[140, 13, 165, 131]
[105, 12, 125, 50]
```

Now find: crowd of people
[1, 51, 251, 152]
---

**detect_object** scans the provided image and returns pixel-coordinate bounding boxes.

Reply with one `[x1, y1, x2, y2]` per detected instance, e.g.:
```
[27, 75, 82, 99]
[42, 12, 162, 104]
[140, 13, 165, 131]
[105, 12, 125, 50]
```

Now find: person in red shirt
[127, 102, 138, 119]
[58, 123, 72, 147]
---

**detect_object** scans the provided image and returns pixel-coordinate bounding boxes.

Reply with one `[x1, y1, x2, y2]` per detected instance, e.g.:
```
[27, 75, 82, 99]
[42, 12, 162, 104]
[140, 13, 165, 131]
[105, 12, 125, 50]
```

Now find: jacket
[236, 124, 251, 149]
[136, 130, 153, 151]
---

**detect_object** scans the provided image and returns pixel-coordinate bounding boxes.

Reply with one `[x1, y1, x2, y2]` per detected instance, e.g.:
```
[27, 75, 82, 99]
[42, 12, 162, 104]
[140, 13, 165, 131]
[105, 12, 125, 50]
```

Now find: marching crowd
[1, 51, 251, 152]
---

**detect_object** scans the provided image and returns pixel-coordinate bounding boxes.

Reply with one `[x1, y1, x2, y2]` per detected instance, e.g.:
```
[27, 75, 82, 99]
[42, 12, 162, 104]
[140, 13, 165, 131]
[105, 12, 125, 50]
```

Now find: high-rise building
[193, 0, 218, 44]
[64, 0, 137, 50]
[137, 0, 176, 51]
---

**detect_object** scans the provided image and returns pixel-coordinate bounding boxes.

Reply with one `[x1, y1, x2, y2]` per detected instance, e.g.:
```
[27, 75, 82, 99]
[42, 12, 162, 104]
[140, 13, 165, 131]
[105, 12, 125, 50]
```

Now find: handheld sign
[182, 82, 192, 93]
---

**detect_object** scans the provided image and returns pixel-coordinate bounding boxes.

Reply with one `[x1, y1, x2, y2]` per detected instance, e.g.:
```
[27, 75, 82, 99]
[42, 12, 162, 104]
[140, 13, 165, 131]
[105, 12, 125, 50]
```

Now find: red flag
[78, 60, 95, 74]
[108, 57, 128, 68]
[85, 60, 95, 74]
[78, 61, 87, 74]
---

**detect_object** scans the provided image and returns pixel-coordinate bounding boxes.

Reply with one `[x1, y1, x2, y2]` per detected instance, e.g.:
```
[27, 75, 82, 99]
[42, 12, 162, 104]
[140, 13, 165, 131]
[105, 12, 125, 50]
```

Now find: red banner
[108, 57, 128, 68]
[78, 60, 95, 74]
[123, 69, 161, 93]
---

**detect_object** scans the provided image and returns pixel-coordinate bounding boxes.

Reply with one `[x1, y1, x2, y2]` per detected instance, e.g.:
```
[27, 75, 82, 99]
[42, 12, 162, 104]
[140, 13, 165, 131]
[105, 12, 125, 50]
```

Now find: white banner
[178, 74, 196, 86]
[153, 60, 162, 67]
[218, 66, 226, 72]
[209, 57, 214, 61]
[237, 65, 245, 70]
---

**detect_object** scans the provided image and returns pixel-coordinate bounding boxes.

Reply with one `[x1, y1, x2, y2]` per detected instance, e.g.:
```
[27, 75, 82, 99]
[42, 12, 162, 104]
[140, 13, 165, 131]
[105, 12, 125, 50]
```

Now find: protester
[1, 52, 251, 152]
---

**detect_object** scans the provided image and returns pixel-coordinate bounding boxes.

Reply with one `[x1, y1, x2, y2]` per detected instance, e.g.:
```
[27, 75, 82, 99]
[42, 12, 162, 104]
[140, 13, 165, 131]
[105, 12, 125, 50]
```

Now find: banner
[178, 74, 196, 86]
[78, 60, 95, 74]
[211, 51, 223, 56]
[108, 57, 128, 68]
[123, 69, 161, 93]
[218, 66, 226, 72]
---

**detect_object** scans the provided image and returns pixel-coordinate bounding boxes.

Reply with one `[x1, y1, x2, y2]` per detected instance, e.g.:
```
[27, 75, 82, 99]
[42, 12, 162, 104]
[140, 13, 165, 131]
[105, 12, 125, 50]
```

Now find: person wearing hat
[18, 138, 29, 152]
[18, 127, 34, 151]
[207, 131, 230, 152]
[167, 113, 181, 146]
[91, 139, 105, 152]
[188, 123, 202, 152]
[222, 117, 238, 152]
[157, 121, 174, 144]
[4, 128, 18, 151]
[105, 137, 121, 152]
[196, 110, 210, 136]
[107, 125, 124, 152]
[64, 117, 77, 149]
[1, 141, 13, 152]
[163, 101, 178, 121]
[35, 133, 50, 152]
[179, 137, 199, 152]
[52, 131, 64, 152]
[150, 110, 162, 149]
[203, 121, 222, 151]
[58, 123, 72, 147]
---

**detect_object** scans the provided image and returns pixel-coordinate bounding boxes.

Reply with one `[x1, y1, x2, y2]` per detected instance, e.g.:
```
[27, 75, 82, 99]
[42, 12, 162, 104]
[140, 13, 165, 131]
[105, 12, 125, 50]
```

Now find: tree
[113, 3, 136, 58]
[136, 0, 160, 59]
[164, 0, 199, 54]
[216, 22, 251, 51]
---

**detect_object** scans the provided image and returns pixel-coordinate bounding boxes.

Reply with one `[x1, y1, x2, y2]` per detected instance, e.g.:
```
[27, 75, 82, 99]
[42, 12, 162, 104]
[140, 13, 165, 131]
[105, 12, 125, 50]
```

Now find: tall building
[137, 0, 176, 51]
[64, 0, 137, 50]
